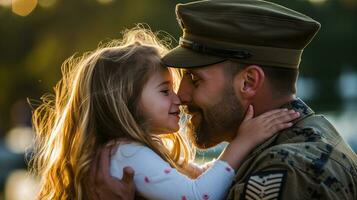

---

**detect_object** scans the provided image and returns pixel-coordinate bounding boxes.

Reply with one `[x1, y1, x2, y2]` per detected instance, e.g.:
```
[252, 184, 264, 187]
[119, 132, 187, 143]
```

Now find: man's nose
[177, 74, 193, 105]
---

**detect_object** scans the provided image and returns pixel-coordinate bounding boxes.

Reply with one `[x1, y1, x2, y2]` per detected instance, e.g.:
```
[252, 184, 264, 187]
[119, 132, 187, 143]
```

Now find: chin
[171, 127, 180, 133]
[166, 124, 180, 133]
[187, 127, 220, 149]
[189, 122, 231, 149]
[194, 138, 219, 150]
[151, 124, 179, 135]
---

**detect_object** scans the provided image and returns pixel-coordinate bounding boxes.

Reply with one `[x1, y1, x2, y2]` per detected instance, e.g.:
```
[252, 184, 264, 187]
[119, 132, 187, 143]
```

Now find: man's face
[178, 62, 245, 149]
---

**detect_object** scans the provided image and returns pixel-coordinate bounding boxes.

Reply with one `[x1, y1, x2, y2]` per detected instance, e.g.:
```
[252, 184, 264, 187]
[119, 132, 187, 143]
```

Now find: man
[92, 0, 357, 199]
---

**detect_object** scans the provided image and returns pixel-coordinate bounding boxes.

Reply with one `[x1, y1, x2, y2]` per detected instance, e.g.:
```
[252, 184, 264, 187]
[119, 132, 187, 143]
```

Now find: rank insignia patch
[243, 170, 287, 200]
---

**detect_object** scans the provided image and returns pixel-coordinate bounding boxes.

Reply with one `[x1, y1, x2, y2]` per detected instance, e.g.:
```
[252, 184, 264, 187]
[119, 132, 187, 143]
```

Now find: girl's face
[139, 68, 181, 134]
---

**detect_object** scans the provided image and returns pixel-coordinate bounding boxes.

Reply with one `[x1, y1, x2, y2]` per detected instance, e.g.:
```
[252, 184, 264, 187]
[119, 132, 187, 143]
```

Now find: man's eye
[191, 74, 199, 81]
[184, 71, 200, 86]
[190, 74, 200, 85]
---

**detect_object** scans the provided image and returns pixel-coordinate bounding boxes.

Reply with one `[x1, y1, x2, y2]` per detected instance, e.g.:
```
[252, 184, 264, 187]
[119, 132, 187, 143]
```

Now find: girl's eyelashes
[160, 89, 170, 96]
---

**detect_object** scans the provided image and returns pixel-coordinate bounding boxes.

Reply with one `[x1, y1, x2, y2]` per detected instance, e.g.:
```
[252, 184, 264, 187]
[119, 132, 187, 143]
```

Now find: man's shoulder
[226, 142, 357, 200]
[254, 140, 357, 178]
[256, 113, 357, 173]
[226, 101, 357, 199]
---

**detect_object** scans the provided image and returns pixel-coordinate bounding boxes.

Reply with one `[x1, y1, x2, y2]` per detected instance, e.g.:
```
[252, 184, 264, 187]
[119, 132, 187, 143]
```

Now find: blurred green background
[0, 0, 356, 199]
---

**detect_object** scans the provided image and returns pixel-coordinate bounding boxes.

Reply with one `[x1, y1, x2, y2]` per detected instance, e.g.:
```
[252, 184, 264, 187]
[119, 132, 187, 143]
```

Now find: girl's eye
[161, 90, 170, 96]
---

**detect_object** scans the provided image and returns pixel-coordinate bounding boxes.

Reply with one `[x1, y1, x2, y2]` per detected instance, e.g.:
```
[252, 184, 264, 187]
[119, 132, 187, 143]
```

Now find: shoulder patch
[243, 170, 287, 200]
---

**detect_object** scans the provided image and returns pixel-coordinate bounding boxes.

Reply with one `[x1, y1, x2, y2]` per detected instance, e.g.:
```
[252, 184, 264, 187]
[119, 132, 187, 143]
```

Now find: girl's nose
[172, 92, 181, 105]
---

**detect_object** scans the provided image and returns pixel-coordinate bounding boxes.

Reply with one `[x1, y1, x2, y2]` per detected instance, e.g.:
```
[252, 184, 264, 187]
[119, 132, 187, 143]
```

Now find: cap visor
[162, 46, 226, 68]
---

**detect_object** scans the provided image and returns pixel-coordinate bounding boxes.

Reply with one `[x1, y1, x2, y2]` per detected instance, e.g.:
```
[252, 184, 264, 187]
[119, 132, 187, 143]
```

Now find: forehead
[147, 68, 171, 83]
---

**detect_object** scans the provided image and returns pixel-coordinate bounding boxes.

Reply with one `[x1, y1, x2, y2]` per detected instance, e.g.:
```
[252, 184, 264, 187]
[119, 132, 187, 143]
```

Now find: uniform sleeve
[110, 143, 235, 200]
[226, 145, 354, 200]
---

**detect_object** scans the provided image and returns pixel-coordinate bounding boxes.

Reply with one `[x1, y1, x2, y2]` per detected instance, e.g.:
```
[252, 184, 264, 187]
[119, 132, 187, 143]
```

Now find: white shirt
[110, 143, 235, 200]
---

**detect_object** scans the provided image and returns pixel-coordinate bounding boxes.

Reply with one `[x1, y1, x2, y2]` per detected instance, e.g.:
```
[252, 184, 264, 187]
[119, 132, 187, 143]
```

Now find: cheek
[158, 98, 172, 114]
[151, 97, 172, 117]
[193, 83, 225, 107]
[192, 90, 208, 107]
[141, 98, 165, 121]
[233, 78, 244, 98]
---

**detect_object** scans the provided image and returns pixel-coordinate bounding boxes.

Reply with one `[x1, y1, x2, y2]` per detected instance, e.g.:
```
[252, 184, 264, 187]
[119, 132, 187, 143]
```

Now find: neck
[223, 95, 296, 143]
[254, 95, 296, 116]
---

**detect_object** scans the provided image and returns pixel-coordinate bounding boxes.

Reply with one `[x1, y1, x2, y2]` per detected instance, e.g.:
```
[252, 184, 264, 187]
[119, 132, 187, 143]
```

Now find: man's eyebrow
[156, 81, 170, 88]
[182, 69, 191, 74]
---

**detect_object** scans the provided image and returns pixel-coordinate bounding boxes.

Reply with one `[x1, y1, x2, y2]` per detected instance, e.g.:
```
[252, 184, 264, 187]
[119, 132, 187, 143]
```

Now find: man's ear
[234, 65, 265, 99]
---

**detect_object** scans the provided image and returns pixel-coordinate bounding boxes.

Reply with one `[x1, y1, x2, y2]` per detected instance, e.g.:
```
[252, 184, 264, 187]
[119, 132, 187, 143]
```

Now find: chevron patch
[243, 170, 287, 200]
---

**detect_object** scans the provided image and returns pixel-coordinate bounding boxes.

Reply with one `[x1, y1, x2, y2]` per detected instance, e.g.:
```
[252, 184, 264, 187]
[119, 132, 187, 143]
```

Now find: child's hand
[90, 143, 135, 200]
[236, 105, 300, 147]
[219, 105, 300, 170]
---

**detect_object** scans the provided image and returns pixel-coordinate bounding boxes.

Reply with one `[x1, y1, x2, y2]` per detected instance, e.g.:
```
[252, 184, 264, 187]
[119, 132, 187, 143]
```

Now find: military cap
[162, 0, 321, 69]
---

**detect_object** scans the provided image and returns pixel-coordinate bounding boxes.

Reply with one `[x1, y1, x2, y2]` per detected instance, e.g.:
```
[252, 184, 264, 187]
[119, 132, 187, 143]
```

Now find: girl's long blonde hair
[30, 26, 194, 200]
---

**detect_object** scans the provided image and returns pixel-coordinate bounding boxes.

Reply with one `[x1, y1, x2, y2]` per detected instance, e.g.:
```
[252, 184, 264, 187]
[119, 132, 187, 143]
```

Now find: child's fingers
[98, 146, 112, 181]
[262, 109, 297, 123]
[122, 166, 135, 185]
[243, 105, 254, 121]
[90, 147, 101, 185]
[267, 111, 299, 127]
[271, 122, 293, 133]
[271, 111, 300, 124]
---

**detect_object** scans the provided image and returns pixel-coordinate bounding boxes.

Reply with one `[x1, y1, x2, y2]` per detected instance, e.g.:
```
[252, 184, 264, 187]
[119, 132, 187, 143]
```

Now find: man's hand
[90, 144, 135, 200]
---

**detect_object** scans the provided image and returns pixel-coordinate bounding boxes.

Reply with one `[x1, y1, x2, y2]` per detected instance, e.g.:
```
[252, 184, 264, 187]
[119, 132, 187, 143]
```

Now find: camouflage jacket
[226, 98, 357, 200]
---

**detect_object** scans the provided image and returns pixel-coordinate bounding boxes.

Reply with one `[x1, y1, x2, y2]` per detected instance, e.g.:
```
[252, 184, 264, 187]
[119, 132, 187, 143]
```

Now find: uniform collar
[245, 98, 314, 159]
[280, 97, 314, 123]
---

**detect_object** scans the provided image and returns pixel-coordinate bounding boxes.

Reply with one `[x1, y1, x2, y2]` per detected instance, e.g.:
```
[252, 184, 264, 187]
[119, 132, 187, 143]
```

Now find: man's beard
[184, 86, 245, 149]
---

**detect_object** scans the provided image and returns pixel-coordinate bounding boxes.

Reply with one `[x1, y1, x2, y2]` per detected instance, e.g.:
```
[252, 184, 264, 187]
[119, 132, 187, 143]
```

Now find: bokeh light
[308, 0, 328, 5]
[4, 170, 39, 200]
[38, 0, 57, 8]
[5, 126, 34, 154]
[0, 0, 11, 7]
[12, 0, 38, 16]
[339, 70, 357, 99]
[97, 0, 115, 5]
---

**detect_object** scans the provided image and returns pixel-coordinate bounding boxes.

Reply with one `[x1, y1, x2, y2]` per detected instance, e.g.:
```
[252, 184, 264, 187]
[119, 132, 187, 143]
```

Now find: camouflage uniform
[161, 0, 357, 199]
[226, 98, 357, 200]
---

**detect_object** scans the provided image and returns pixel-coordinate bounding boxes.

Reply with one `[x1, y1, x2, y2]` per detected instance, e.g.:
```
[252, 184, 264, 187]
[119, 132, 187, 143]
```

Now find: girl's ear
[234, 65, 265, 100]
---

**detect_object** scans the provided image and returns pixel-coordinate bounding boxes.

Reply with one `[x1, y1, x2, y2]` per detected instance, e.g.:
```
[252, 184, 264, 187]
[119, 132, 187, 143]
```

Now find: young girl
[31, 27, 299, 200]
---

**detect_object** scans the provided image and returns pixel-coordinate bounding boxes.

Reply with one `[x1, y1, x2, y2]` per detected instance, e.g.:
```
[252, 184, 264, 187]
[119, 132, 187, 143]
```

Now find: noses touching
[177, 78, 193, 106]
[177, 90, 191, 105]
[172, 92, 181, 106]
